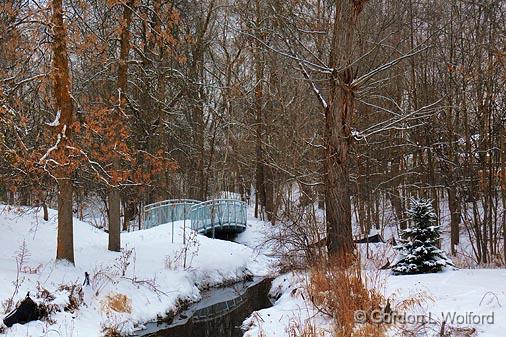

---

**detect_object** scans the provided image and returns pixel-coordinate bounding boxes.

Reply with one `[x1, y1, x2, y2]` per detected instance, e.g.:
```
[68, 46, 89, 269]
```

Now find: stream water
[136, 278, 273, 337]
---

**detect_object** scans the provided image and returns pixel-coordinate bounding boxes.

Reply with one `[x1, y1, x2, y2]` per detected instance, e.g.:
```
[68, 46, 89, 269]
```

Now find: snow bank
[243, 273, 333, 337]
[0, 205, 274, 336]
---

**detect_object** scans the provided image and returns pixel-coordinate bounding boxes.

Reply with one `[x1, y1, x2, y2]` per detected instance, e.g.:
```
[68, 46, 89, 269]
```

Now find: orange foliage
[80, 104, 177, 188]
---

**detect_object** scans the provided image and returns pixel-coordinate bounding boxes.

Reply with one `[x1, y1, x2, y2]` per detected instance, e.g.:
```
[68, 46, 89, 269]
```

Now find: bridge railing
[142, 198, 247, 239]
[143, 199, 201, 230]
[189, 199, 247, 237]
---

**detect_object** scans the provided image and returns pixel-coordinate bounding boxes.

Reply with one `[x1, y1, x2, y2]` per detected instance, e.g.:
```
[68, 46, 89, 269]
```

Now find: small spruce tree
[392, 198, 453, 275]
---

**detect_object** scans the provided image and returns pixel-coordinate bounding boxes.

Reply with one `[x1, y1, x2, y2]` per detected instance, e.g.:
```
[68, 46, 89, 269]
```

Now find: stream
[136, 278, 273, 337]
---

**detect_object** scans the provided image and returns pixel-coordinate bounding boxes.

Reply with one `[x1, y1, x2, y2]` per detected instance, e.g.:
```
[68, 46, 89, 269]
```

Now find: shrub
[308, 255, 386, 337]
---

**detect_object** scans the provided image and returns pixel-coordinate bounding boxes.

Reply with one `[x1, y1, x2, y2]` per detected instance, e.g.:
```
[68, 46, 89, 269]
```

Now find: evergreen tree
[392, 198, 453, 275]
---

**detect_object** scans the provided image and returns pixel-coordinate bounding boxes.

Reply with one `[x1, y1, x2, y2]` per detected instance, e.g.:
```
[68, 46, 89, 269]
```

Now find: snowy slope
[236, 209, 277, 256]
[0, 205, 274, 336]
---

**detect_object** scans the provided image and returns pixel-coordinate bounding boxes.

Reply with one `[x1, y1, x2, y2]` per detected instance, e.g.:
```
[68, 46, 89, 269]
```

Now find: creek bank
[136, 277, 273, 337]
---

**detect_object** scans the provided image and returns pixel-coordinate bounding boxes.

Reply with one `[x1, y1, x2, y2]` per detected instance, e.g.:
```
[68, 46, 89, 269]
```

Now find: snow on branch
[46, 110, 61, 127]
[39, 124, 66, 164]
[352, 45, 430, 88]
[353, 98, 443, 140]
[292, 50, 328, 110]
[281, 38, 328, 110]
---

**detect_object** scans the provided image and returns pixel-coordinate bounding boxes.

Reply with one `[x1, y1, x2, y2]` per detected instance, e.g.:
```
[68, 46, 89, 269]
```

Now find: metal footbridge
[143, 199, 247, 238]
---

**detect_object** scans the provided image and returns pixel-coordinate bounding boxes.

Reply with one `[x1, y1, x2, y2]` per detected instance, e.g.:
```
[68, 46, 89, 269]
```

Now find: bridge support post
[171, 205, 175, 243]
[211, 201, 216, 239]
[183, 207, 186, 245]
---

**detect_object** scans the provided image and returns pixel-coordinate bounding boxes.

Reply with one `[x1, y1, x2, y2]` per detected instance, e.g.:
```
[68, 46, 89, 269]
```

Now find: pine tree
[392, 198, 453, 275]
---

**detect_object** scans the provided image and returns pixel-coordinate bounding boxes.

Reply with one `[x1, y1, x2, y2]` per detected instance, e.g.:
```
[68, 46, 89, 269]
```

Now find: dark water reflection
[137, 278, 272, 337]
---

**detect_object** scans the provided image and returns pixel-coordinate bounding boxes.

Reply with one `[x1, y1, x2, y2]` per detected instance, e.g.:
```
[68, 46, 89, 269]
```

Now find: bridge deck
[143, 198, 247, 238]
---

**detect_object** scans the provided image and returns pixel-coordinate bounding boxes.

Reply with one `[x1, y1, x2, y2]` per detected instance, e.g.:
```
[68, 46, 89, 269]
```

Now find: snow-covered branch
[353, 98, 443, 140]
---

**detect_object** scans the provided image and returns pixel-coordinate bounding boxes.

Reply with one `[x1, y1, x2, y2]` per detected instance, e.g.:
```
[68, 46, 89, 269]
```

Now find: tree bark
[108, 0, 134, 251]
[253, 0, 266, 219]
[448, 186, 460, 253]
[324, 84, 355, 256]
[57, 179, 74, 262]
[108, 188, 121, 251]
[52, 0, 75, 264]
[324, 0, 364, 257]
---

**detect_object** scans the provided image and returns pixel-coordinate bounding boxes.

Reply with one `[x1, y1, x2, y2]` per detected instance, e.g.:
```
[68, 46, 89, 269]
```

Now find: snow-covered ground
[0, 205, 275, 336]
[243, 196, 506, 337]
[243, 272, 333, 337]
[386, 268, 506, 337]
[240, 193, 506, 337]
[2, 199, 505, 337]
[236, 214, 277, 256]
[243, 268, 506, 337]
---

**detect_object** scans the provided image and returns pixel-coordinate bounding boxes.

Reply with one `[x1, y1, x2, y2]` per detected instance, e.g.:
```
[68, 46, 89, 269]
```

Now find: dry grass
[307, 254, 386, 337]
[102, 328, 124, 337]
[101, 293, 132, 314]
[452, 248, 505, 269]
[441, 326, 477, 337]
[288, 321, 330, 337]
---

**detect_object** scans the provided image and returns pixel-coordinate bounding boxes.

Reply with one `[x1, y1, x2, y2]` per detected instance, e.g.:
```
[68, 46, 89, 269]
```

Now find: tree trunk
[446, 2, 460, 254]
[324, 0, 363, 257]
[253, 0, 266, 219]
[324, 86, 355, 256]
[52, 0, 75, 264]
[108, 189, 121, 251]
[108, 0, 134, 251]
[42, 201, 49, 221]
[448, 186, 460, 254]
[8, 191, 15, 205]
[57, 179, 74, 263]
[264, 164, 275, 223]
